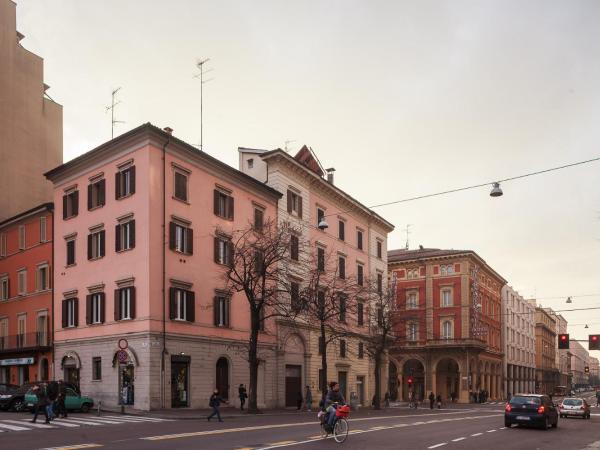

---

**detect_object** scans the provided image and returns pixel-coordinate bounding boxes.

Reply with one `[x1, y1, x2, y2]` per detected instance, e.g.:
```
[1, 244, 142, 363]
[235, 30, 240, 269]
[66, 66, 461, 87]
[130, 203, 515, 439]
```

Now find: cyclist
[324, 381, 346, 431]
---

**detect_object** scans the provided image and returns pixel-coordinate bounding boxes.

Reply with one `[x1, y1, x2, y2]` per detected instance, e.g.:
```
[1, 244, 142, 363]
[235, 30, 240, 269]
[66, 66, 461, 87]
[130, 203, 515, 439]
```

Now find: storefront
[0, 357, 34, 384]
[171, 355, 190, 408]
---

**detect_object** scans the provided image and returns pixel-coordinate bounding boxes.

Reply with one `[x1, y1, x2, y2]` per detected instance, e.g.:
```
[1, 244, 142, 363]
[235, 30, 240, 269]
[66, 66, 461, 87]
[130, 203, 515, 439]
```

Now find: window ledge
[88, 205, 105, 212]
[116, 247, 134, 254]
[116, 193, 134, 201]
[172, 196, 190, 205]
[88, 256, 105, 262]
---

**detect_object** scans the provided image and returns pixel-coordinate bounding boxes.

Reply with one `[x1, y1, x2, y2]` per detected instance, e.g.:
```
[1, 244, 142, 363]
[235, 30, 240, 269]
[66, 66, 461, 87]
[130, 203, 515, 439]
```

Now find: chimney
[163, 127, 173, 135]
[326, 167, 336, 184]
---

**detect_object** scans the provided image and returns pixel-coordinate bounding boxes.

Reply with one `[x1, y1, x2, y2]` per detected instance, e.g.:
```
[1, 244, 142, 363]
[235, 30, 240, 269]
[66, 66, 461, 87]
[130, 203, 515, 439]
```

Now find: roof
[293, 145, 325, 177]
[238, 147, 268, 154]
[0, 202, 54, 229]
[45, 123, 282, 200]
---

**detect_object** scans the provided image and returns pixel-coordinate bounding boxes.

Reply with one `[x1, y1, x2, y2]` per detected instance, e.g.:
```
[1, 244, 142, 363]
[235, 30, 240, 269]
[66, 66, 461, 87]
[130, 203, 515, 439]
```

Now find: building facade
[0, 203, 53, 386]
[589, 356, 599, 385]
[239, 146, 394, 407]
[549, 312, 571, 390]
[502, 286, 535, 396]
[531, 304, 559, 394]
[0, 0, 62, 221]
[388, 248, 506, 403]
[570, 340, 589, 388]
[45, 124, 284, 410]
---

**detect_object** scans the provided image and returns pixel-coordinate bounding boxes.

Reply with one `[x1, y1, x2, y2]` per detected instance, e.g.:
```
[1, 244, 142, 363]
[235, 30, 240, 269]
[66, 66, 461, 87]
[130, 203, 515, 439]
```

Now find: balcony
[395, 337, 487, 351]
[0, 332, 52, 354]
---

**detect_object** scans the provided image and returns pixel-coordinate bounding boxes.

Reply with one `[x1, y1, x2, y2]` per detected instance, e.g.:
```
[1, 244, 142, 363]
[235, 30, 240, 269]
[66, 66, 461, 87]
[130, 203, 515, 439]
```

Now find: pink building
[45, 124, 282, 410]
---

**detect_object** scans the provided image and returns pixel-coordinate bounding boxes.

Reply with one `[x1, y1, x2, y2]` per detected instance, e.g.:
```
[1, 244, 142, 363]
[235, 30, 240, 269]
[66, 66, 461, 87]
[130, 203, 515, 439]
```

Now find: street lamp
[566, 297, 573, 304]
[318, 218, 329, 230]
[490, 182, 503, 197]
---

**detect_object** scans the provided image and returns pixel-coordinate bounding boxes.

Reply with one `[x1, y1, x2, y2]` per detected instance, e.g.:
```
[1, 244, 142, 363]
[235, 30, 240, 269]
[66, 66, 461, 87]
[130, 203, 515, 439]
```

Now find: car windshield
[510, 396, 541, 405]
[563, 399, 583, 406]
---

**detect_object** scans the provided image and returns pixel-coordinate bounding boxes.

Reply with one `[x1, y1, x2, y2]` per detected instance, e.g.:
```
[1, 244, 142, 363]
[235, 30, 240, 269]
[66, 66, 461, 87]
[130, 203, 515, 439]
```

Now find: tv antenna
[105, 87, 124, 139]
[403, 224, 412, 250]
[284, 140, 296, 152]
[193, 58, 214, 150]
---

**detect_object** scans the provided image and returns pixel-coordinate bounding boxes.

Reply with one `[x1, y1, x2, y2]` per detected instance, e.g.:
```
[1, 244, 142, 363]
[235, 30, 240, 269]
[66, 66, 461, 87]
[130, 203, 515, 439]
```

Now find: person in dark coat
[207, 389, 227, 422]
[428, 392, 435, 409]
[305, 386, 313, 411]
[238, 384, 247, 411]
[56, 380, 68, 418]
[31, 385, 50, 424]
[436, 394, 442, 409]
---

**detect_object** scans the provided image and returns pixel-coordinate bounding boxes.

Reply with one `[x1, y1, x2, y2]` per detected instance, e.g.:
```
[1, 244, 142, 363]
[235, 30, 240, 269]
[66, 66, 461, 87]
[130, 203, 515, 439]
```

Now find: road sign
[118, 338, 128, 350]
[116, 350, 129, 364]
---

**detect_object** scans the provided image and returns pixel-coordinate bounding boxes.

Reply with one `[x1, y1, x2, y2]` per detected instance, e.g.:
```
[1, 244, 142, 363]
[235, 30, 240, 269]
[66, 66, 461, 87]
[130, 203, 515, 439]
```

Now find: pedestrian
[207, 389, 227, 422]
[305, 385, 313, 411]
[31, 385, 50, 424]
[428, 392, 435, 409]
[596, 391, 600, 407]
[450, 391, 456, 403]
[56, 380, 68, 418]
[296, 391, 303, 410]
[238, 384, 247, 411]
[384, 391, 390, 408]
[436, 394, 442, 409]
[46, 381, 58, 420]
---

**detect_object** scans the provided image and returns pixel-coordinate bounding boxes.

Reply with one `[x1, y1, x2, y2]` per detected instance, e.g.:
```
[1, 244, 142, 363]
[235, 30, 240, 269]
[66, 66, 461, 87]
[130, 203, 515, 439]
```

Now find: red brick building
[388, 248, 506, 403]
[0, 203, 53, 385]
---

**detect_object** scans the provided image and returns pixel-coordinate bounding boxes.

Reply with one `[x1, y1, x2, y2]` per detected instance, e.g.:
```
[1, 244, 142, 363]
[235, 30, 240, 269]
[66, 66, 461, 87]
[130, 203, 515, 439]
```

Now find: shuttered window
[286, 190, 303, 218]
[169, 222, 193, 255]
[66, 239, 76, 266]
[169, 288, 195, 322]
[214, 296, 230, 327]
[214, 236, 233, 266]
[214, 190, 234, 220]
[174, 171, 188, 202]
[290, 235, 299, 261]
[114, 287, 136, 321]
[115, 166, 136, 199]
[87, 230, 105, 260]
[87, 179, 106, 210]
[86, 293, 105, 325]
[115, 220, 135, 252]
[62, 298, 78, 328]
[62, 190, 79, 220]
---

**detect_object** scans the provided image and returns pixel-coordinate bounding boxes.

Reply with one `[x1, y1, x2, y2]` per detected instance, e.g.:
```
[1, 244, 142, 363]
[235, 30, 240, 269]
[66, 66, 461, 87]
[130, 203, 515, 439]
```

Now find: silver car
[559, 398, 591, 419]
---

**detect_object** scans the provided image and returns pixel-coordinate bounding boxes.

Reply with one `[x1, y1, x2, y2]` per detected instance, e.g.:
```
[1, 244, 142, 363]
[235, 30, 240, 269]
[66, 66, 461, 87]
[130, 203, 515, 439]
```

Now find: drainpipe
[51, 205, 55, 380]
[161, 129, 172, 409]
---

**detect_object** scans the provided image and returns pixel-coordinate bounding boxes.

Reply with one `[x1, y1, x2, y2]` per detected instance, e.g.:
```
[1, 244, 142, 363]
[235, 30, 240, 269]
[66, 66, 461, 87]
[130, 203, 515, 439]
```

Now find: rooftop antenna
[105, 87, 124, 139]
[284, 140, 296, 152]
[193, 58, 214, 151]
[403, 224, 412, 250]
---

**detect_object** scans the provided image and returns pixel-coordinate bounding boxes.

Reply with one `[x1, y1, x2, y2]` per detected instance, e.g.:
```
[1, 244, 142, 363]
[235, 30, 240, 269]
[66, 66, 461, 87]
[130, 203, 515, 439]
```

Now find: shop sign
[0, 357, 35, 366]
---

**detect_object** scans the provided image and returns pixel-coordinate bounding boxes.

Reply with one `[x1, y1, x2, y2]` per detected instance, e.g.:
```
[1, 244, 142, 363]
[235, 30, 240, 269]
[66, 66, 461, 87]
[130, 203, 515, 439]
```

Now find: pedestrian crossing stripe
[0, 415, 172, 433]
[0, 422, 31, 431]
[40, 445, 103, 450]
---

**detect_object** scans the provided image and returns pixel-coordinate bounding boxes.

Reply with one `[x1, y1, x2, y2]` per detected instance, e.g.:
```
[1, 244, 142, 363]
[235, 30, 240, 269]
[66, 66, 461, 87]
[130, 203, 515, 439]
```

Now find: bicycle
[319, 404, 350, 443]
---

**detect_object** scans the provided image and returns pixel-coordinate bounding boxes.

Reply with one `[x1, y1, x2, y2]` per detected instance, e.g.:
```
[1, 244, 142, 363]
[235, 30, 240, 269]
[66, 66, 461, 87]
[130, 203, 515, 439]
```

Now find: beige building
[0, 0, 62, 221]
[531, 304, 559, 394]
[570, 340, 589, 388]
[589, 356, 599, 384]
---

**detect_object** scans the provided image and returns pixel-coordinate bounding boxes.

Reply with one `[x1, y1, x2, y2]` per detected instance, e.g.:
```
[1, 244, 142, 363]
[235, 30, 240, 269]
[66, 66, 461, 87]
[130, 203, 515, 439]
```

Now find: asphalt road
[1, 401, 599, 450]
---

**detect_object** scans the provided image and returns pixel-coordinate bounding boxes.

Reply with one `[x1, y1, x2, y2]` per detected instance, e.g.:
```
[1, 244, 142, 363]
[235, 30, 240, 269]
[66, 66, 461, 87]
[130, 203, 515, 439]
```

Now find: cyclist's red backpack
[335, 405, 350, 417]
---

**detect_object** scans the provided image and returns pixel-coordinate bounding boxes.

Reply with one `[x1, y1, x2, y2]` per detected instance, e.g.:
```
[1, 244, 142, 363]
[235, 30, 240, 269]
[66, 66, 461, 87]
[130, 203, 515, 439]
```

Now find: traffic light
[590, 335, 600, 351]
[585, 366, 590, 373]
[407, 377, 413, 386]
[558, 334, 570, 349]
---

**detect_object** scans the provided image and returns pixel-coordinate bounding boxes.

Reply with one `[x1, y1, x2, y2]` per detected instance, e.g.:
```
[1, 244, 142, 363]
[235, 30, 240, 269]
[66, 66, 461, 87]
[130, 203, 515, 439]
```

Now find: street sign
[118, 338, 128, 350]
[116, 350, 129, 364]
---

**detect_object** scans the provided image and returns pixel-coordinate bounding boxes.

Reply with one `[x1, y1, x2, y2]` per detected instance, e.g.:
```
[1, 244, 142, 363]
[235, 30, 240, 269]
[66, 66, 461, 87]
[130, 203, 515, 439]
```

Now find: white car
[559, 398, 591, 419]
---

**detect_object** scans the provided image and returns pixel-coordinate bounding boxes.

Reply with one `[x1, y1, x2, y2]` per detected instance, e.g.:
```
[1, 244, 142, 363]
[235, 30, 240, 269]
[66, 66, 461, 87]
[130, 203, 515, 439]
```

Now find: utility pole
[105, 87, 124, 139]
[403, 224, 412, 250]
[193, 59, 213, 151]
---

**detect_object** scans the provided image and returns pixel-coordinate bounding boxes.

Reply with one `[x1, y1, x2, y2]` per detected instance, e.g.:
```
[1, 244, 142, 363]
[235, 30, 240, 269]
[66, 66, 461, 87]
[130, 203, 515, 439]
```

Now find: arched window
[216, 357, 229, 400]
[442, 321, 453, 340]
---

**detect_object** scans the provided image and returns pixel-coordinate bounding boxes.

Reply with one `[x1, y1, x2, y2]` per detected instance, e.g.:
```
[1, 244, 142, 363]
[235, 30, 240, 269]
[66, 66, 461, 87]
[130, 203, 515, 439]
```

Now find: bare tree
[223, 218, 297, 413]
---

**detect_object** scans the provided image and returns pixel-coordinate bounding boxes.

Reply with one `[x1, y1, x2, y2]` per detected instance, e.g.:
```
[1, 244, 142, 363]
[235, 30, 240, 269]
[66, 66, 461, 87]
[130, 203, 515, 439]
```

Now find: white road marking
[57, 418, 104, 426]
[451, 437, 466, 442]
[471, 432, 483, 436]
[428, 444, 447, 449]
[0, 422, 32, 431]
[3, 419, 54, 429]
[486, 429, 496, 433]
[44, 420, 80, 427]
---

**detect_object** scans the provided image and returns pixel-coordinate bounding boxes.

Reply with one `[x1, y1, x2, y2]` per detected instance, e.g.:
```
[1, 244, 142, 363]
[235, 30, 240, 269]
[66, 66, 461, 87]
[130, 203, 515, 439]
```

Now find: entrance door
[356, 376, 365, 406]
[285, 365, 302, 407]
[338, 371, 348, 400]
[171, 358, 190, 408]
[119, 364, 134, 405]
[216, 358, 229, 400]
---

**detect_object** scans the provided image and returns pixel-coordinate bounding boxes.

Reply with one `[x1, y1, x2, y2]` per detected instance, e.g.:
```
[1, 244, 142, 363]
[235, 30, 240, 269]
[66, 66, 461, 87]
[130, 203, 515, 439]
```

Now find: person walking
[428, 392, 435, 410]
[207, 389, 227, 422]
[31, 385, 50, 424]
[596, 391, 600, 407]
[436, 394, 442, 409]
[238, 384, 247, 411]
[296, 391, 303, 410]
[305, 386, 313, 411]
[56, 380, 68, 418]
[384, 391, 391, 408]
[46, 382, 58, 421]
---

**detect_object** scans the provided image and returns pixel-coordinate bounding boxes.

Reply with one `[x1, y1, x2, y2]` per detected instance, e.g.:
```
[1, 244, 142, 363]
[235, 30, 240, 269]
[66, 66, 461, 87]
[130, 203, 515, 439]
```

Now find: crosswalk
[0, 414, 172, 433]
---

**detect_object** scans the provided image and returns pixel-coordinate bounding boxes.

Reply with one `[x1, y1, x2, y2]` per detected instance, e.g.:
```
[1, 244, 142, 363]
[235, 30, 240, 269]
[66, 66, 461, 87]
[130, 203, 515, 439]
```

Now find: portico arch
[435, 358, 460, 401]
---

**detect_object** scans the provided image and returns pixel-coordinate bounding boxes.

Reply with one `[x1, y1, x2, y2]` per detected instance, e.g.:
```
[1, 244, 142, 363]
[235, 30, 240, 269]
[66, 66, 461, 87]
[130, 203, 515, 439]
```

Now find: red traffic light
[590, 334, 600, 350]
[558, 334, 570, 349]
[407, 377, 413, 385]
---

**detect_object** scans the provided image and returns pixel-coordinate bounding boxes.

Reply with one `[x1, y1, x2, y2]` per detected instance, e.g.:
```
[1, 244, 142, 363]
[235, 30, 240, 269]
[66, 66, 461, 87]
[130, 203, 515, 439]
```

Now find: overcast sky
[16, 0, 600, 355]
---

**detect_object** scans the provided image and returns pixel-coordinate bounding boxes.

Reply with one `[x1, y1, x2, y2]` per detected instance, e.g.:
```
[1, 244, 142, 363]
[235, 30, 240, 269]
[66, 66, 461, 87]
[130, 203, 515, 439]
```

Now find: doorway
[285, 365, 302, 407]
[63, 357, 79, 387]
[216, 357, 229, 400]
[356, 376, 365, 406]
[338, 371, 348, 399]
[171, 356, 190, 408]
[119, 364, 134, 405]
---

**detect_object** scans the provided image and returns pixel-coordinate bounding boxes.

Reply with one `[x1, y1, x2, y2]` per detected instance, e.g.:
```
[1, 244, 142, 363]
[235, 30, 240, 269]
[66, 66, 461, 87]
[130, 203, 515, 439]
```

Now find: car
[25, 383, 93, 413]
[0, 383, 37, 412]
[559, 398, 591, 419]
[505, 394, 559, 430]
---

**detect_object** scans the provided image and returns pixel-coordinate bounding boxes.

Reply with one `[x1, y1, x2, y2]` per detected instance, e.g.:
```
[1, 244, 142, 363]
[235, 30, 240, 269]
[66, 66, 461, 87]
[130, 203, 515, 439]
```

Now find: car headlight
[0, 395, 12, 399]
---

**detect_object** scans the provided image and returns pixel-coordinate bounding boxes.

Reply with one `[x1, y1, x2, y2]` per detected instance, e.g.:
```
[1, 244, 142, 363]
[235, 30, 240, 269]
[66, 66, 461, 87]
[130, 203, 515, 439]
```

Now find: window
[290, 234, 299, 261]
[376, 240, 382, 259]
[339, 295, 347, 322]
[92, 357, 102, 381]
[407, 268, 418, 279]
[17, 270, 26, 295]
[62, 298, 78, 328]
[317, 247, 325, 272]
[338, 220, 345, 241]
[169, 222, 193, 255]
[254, 207, 264, 231]
[377, 307, 384, 327]
[17, 315, 26, 348]
[357, 229, 363, 250]
[87, 229, 105, 260]
[18, 225, 25, 250]
[407, 322, 418, 341]
[115, 166, 135, 199]
[0, 276, 8, 300]
[0, 233, 6, 257]
[214, 189, 234, 220]
[66, 238, 76, 266]
[286, 189, 302, 218]
[316, 208, 324, 227]
[339, 339, 346, 358]
[358, 342, 364, 359]
[36, 314, 48, 345]
[214, 236, 233, 266]
[442, 320, 453, 339]
[441, 290, 452, 307]
[357, 264, 364, 286]
[116, 220, 135, 252]
[0, 318, 7, 350]
[174, 171, 188, 202]
[338, 255, 346, 279]
[36, 265, 49, 291]
[407, 292, 417, 309]
[170, 288, 195, 322]
[440, 264, 454, 276]
[290, 282, 301, 312]
[254, 250, 265, 274]
[87, 178, 106, 210]
[357, 302, 364, 326]
[115, 287, 135, 321]
[247, 158, 254, 169]
[86, 293, 104, 325]
[62, 190, 79, 219]
[377, 272, 383, 295]
[214, 296, 230, 327]
[39, 217, 47, 242]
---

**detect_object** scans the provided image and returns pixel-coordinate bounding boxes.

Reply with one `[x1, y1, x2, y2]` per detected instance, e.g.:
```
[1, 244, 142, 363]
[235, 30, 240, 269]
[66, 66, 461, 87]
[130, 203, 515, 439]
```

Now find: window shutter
[186, 227, 193, 255]
[67, 241, 74, 265]
[213, 190, 219, 215]
[213, 237, 219, 263]
[169, 287, 176, 320]
[186, 291, 195, 322]
[287, 190, 292, 213]
[227, 241, 234, 268]
[224, 298, 230, 327]
[298, 195, 303, 218]
[87, 234, 92, 260]
[72, 191, 79, 216]
[169, 222, 176, 250]
[62, 300, 68, 328]
[87, 184, 93, 210]
[130, 220, 135, 249]
[86, 295, 92, 324]
[99, 179, 106, 206]
[129, 287, 136, 319]
[129, 166, 136, 194]
[100, 230, 105, 257]
[73, 298, 79, 327]
[100, 293, 105, 323]
[115, 224, 121, 252]
[114, 289, 120, 321]
[62, 194, 68, 219]
[115, 171, 122, 199]
[213, 297, 219, 326]
[228, 196, 234, 220]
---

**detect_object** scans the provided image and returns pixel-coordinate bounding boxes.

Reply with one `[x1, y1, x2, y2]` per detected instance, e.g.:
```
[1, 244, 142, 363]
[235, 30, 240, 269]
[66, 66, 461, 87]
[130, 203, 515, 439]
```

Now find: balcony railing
[395, 337, 487, 349]
[0, 332, 52, 352]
